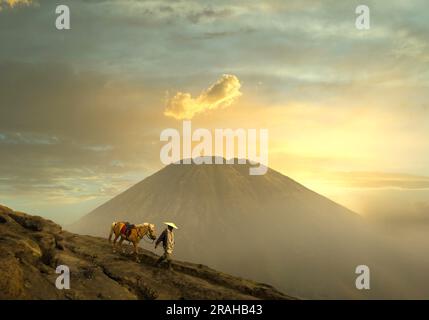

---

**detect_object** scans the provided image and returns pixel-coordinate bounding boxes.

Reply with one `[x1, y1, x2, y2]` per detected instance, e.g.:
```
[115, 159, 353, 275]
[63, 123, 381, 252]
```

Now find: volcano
[68, 158, 425, 299]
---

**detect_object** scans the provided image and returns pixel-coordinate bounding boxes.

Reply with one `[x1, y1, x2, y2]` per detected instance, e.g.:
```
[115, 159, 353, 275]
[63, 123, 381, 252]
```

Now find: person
[155, 222, 178, 270]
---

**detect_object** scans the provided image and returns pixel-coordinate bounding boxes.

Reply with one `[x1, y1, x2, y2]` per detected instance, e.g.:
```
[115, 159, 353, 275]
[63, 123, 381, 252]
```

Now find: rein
[142, 233, 155, 244]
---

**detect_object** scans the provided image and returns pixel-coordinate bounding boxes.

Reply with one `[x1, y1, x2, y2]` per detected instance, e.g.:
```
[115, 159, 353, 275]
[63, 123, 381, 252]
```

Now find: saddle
[120, 222, 135, 237]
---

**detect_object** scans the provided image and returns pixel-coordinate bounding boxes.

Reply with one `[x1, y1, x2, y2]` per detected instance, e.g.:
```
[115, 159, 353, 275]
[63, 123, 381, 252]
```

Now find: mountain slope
[69, 160, 428, 299]
[0, 205, 291, 300]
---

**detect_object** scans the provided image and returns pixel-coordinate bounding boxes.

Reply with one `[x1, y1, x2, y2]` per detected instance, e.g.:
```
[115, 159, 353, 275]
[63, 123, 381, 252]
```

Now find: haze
[1, 0, 428, 240]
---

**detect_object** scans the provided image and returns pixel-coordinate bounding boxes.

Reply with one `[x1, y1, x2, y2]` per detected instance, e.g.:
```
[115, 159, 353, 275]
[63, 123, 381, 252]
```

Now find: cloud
[307, 171, 429, 190]
[186, 7, 234, 24]
[0, 0, 34, 10]
[0, 62, 166, 214]
[164, 74, 242, 120]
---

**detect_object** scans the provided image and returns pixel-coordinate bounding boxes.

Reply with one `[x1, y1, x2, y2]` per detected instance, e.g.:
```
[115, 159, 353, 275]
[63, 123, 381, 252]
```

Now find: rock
[0, 254, 26, 299]
[0, 215, 7, 224]
[0, 205, 295, 300]
[9, 213, 44, 231]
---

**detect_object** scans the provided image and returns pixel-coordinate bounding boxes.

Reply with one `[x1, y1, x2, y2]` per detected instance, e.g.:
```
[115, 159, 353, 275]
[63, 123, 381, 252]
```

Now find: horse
[108, 221, 157, 262]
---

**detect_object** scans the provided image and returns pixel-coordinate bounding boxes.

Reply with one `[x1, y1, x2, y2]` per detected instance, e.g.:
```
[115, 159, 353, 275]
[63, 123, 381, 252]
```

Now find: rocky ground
[0, 205, 293, 300]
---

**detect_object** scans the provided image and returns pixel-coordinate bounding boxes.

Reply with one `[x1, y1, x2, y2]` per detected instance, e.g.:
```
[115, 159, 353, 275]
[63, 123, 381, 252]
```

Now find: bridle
[138, 226, 155, 244]
[142, 233, 155, 244]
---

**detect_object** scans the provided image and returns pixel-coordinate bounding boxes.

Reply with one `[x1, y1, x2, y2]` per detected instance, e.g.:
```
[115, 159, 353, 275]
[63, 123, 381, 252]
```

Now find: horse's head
[148, 223, 157, 240]
[139, 223, 156, 240]
[134, 223, 157, 240]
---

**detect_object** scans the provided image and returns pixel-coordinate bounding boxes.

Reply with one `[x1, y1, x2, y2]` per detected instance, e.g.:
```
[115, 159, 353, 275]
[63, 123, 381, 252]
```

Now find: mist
[67, 162, 429, 299]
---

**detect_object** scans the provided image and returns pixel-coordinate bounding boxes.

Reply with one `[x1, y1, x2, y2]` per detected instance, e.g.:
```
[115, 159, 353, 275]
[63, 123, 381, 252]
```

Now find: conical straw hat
[164, 222, 178, 229]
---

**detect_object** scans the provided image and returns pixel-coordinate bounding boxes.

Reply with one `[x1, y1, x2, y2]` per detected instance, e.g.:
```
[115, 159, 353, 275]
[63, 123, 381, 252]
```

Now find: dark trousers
[156, 251, 172, 269]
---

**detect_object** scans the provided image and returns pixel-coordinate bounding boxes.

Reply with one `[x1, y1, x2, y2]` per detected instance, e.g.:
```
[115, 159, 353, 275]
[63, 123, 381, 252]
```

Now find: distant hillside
[0, 205, 292, 300]
[70, 159, 404, 299]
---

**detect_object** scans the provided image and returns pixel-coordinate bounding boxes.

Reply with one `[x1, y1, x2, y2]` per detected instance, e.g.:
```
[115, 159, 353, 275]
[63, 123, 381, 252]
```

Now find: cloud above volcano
[164, 74, 242, 120]
[0, 0, 34, 10]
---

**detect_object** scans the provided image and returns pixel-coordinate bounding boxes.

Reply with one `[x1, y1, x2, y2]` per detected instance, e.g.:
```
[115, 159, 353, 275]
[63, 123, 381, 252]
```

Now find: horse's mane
[135, 223, 152, 228]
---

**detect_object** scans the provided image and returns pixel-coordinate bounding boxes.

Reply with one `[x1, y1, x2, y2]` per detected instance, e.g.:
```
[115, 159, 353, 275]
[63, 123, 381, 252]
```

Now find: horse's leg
[133, 242, 140, 262]
[118, 237, 126, 254]
[108, 223, 115, 243]
[112, 234, 119, 253]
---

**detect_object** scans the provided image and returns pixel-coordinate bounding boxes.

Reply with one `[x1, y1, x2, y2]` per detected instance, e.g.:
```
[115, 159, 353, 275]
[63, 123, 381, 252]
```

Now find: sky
[1, 0, 429, 224]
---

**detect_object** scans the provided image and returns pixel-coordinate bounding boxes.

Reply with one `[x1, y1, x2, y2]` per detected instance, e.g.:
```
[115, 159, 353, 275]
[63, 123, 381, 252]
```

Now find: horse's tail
[108, 222, 117, 242]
